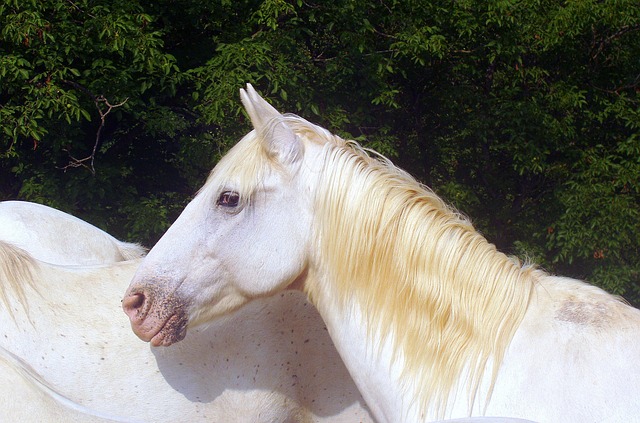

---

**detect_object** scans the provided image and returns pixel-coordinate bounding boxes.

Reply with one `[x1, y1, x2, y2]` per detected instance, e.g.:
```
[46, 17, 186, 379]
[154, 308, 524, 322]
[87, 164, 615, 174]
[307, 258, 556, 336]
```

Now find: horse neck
[303, 145, 537, 421]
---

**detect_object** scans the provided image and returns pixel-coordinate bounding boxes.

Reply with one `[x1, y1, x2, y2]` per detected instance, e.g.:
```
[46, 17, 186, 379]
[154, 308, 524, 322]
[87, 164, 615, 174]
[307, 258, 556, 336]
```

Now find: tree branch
[60, 94, 128, 174]
[59, 80, 128, 174]
[591, 24, 640, 61]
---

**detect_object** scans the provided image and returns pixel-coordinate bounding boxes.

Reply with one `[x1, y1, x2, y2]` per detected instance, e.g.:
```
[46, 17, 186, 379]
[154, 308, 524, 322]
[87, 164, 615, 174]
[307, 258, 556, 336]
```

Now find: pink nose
[122, 291, 149, 333]
[122, 293, 145, 317]
[123, 291, 159, 342]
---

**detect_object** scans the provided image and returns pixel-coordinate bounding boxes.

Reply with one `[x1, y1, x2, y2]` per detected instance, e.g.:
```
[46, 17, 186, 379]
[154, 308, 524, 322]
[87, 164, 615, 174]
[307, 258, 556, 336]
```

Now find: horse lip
[149, 313, 188, 347]
[123, 279, 190, 345]
[128, 317, 159, 343]
[125, 307, 186, 345]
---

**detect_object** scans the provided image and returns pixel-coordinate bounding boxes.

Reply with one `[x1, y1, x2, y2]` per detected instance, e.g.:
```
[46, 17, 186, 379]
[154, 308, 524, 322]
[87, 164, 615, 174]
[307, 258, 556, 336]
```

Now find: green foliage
[0, 0, 189, 243]
[0, 0, 179, 149]
[1, 0, 638, 303]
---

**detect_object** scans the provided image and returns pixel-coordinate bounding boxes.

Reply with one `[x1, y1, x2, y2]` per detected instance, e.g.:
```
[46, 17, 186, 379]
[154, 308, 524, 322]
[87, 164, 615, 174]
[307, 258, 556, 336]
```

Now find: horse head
[123, 85, 319, 346]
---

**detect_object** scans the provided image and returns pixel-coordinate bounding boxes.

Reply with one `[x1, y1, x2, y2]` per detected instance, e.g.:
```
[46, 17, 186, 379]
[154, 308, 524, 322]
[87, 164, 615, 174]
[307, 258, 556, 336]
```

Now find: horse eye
[217, 191, 240, 208]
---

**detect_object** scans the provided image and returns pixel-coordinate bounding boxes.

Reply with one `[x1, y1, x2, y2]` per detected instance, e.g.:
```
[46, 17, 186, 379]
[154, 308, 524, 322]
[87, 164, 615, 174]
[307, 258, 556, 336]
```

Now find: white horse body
[0, 242, 372, 422]
[0, 201, 145, 265]
[315, 275, 640, 422]
[123, 84, 640, 423]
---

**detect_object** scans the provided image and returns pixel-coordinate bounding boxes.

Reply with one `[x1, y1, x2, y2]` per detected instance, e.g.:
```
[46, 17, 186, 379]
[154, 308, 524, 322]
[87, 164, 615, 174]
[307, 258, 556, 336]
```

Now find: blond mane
[0, 241, 39, 321]
[301, 125, 540, 417]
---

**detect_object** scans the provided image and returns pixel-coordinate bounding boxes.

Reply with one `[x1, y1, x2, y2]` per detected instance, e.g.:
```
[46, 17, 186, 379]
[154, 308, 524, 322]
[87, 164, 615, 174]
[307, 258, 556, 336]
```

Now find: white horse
[0, 200, 146, 265]
[0, 241, 373, 422]
[123, 84, 640, 423]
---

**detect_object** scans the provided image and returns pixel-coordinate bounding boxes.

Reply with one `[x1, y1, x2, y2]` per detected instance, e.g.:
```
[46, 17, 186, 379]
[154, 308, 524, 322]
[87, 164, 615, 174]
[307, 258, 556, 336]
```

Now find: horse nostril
[122, 292, 146, 319]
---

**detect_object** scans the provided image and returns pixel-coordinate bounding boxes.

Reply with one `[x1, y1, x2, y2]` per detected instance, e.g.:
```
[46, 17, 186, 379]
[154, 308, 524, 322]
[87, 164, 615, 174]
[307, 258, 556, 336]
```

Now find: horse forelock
[0, 241, 39, 321]
[306, 138, 540, 418]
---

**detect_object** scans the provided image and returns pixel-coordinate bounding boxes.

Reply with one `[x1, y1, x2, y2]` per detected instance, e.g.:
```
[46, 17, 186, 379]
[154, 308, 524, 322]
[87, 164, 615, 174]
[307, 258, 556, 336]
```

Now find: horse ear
[240, 84, 302, 165]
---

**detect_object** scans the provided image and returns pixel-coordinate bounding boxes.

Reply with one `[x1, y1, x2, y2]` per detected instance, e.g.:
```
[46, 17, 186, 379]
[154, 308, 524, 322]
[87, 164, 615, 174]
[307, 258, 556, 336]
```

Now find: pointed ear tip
[239, 83, 254, 96]
[239, 89, 250, 109]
